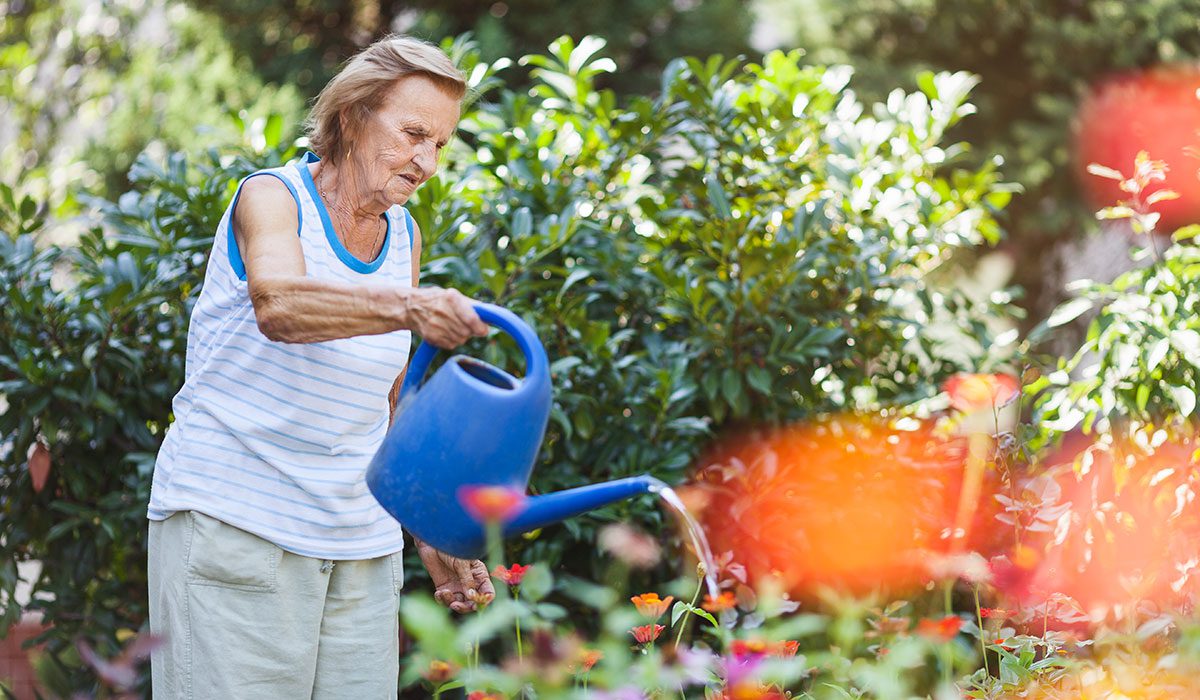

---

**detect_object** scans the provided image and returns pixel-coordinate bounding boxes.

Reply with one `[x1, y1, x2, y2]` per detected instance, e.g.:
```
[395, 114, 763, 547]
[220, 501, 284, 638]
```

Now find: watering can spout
[504, 475, 668, 536]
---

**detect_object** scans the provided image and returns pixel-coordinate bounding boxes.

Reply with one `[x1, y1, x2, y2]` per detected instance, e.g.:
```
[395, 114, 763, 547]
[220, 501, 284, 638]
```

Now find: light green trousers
[147, 511, 404, 699]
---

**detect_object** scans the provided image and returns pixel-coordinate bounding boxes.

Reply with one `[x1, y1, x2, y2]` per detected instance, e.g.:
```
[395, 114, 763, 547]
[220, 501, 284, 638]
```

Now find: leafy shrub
[1, 36, 1012, 693]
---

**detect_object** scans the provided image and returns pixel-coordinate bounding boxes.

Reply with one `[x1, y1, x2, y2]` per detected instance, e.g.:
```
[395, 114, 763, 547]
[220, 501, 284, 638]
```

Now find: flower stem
[674, 575, 704, 648]
[942, 580, 953, 686]
[974, 584, 987, 665]
[515, 587, 524, 662]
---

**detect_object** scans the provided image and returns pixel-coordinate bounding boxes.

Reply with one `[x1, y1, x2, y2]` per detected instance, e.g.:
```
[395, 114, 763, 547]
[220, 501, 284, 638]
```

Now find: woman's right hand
[405, 287, 489, 348]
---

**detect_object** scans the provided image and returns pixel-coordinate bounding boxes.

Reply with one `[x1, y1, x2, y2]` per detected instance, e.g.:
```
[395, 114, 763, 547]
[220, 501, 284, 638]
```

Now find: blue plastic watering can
[366, 303, 663, 559]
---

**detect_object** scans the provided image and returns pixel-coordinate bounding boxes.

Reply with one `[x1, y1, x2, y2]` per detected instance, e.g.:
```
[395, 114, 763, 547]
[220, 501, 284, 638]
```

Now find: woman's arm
[387, 217, 424, 423]
[234, 175, 484, 346]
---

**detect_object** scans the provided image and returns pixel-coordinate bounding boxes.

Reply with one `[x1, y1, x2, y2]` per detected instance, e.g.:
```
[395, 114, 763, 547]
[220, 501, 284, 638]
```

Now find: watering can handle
[399, 302, 548, 401]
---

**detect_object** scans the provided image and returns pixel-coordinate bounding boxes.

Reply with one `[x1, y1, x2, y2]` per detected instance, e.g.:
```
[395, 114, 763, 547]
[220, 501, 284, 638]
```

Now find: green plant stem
[674, 576, 704, 648]
[515, 587, 524, 662]
[974, 585, 987, 665]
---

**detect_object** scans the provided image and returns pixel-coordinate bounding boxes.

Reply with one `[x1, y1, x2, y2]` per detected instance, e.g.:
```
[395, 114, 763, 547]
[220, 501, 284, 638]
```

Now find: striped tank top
[147, 151, 413, 560]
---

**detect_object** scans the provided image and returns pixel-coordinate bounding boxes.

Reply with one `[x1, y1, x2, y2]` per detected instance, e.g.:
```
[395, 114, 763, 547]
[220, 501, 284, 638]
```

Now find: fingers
[413, 287, 488, 349]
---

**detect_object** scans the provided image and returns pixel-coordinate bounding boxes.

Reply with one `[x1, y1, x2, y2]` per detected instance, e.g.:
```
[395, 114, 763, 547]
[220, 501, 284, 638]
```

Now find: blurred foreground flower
[630, 623, 665, 645]
[457, 484, 527, 523]
[421, 659, 458, 683]
[467, 692, 505, 700]
[492, 563, 530, 586]
[695, 417, 966, 598]
[77, 633, 164, 693]
[599, 523, 661, 568]
[567, 647, 603, 673]
[916, 616, 963, 642]
[630, 592, 674, 619]
[943, 373, 1019, 412]
[703, 590, 737, 612]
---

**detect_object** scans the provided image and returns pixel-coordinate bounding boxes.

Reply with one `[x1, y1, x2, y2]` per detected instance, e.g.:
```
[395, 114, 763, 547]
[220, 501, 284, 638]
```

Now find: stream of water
[649, 482, 721, 600]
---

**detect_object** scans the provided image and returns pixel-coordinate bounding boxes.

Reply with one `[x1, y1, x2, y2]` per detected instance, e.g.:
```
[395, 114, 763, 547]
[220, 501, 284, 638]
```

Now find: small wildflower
[457, 484, 527, 523]
[630, 592, 674, 619]
[630, 623, 665, 644]
[703, 590, 737, 612]
[943, 373, 1020, 412]
[467, 588, 492, 608]
[916, 616, 963, 642]
[492, 563, 530, 586]
[570, 648, 603, 673]
[421, 659, 457, 684]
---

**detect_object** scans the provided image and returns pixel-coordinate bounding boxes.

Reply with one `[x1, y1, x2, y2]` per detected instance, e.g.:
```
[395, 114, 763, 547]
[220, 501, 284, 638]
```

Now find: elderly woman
[146, 35, 494, 698]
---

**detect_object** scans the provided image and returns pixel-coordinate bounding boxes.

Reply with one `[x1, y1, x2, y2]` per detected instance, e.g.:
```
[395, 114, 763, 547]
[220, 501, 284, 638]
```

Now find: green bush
[1, 36, 1012, 693]
[791, 0, 1200, 324]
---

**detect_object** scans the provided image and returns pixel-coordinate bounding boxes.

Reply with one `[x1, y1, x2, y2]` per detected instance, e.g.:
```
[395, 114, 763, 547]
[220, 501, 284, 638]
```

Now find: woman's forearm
[250, 275, 412, 343]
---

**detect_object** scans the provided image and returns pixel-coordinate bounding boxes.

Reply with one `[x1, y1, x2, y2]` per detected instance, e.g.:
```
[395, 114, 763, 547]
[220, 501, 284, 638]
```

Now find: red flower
[492, 563, 530, 586]
[630, 592, 674, 619]
[467, 692, 505, 700]
[943, 373, 1020, 412]
[979, 607, 1011, 619]
[457, 485, 527, 523]
[702, 591, 737, 612]
[730, 639, 769, 658]
[916, 616, 963, 643]
[630, 623, 665, 644]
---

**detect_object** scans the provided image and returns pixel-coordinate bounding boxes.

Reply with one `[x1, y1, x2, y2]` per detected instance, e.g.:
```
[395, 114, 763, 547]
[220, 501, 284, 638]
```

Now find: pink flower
[598, 523, 661, 568]
[943, 373, 1020, 412]
[457, 484, 527, 523]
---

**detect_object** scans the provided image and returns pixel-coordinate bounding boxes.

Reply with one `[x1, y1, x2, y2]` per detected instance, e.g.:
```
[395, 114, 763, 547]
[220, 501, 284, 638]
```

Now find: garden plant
[1, 32, 1198, 699]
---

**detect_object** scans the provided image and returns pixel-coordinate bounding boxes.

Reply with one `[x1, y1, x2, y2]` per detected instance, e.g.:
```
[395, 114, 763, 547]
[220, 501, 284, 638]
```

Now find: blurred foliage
[785, 0, 1200, 327]
[0, 0, 304, 217]
[1031, 154, 1200, 443]
[0, 35, 1014, 693]
[183, 0, 755, 96]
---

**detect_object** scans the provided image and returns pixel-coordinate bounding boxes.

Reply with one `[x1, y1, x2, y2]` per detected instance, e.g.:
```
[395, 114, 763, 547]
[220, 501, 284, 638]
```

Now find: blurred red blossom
[492, 563, 530, 586]
[916, 616, 963, 642]
[457, 485, 527, 523]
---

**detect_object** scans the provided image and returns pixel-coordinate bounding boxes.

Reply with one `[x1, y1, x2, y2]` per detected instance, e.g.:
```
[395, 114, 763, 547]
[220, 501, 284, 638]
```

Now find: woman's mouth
[399, 173, 420, 187]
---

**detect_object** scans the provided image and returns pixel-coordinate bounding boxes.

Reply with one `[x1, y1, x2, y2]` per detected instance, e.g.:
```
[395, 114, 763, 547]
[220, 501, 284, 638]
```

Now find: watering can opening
[455, 356, 519, 391]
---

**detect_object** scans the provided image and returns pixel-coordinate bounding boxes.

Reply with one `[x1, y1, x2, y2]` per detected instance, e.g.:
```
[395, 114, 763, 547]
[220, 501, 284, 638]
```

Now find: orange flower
[916, 616, 963, 643]
[492, 563, 530, 586]
[943, 373, 1019, 412]
[457, 485, 527, 523]
[630, 623, 665, 644]
[979, 607, 1011, 619]
[630, 592, 674, 619]
[702, 591, 737, 612]
[770, 640, 799, 657]
[574, 648, 602, 672]
[723, 682, 788, 700]
[1011, 543, 1039, 570]
[467, 693, 505, 700]
[421, 659, 458, 684]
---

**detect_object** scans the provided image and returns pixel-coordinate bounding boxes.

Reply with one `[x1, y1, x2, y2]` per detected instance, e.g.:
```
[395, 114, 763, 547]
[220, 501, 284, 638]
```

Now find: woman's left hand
[414, 538, 495, 613]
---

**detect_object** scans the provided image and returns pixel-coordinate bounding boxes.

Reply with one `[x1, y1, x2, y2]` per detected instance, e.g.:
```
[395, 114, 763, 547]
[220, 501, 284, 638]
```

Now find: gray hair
[304, 35, 467, 164]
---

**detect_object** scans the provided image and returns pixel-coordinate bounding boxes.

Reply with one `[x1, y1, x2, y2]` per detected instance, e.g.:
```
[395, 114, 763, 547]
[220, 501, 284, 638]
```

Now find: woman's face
[351, 75, 460, 207]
